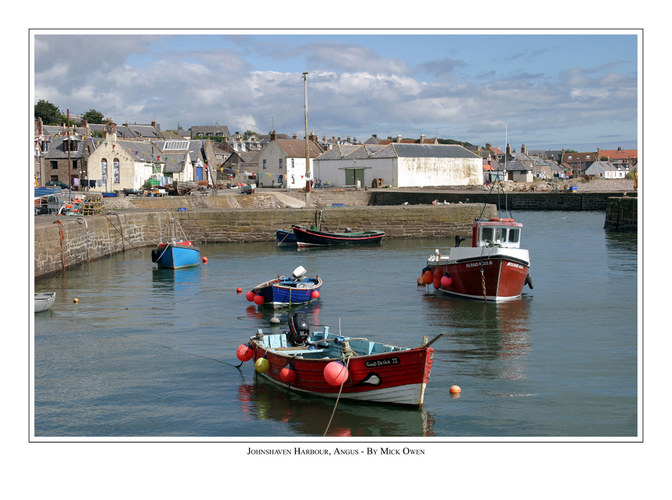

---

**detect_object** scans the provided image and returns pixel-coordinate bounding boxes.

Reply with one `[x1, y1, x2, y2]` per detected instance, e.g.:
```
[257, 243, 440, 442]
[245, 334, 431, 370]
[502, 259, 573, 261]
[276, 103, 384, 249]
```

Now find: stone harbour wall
[34, 203, 496, 279]
[604, 196, 638, 232]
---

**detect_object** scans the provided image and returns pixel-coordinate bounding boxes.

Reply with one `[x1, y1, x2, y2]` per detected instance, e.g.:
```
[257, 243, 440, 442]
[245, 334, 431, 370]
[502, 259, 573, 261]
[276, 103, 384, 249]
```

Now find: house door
[345, 168, 364, 187]
[195, 167, 203, 181]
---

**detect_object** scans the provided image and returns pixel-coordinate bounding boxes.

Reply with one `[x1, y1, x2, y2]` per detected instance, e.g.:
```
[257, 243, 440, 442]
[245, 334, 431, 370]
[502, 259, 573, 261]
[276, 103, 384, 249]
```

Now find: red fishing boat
[236, 313, 441, 407]
[420, 217, 532, 302]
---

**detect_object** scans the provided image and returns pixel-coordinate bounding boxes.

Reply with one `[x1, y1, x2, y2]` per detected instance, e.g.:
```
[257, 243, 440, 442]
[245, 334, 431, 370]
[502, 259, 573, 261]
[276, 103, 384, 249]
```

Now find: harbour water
[33, 210, 639, 439]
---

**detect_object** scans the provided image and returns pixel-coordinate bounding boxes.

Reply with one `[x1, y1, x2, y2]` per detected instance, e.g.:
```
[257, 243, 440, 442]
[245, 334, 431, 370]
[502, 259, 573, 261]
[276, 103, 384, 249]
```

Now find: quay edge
[34, 203, 497, 280]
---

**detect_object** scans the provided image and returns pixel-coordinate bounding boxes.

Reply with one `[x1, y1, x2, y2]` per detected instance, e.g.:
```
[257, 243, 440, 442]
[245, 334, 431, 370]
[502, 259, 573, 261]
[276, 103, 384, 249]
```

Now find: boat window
[508, 229, 520, 243]
[494, 228, 506, 242]
[481, 227, 494, 242]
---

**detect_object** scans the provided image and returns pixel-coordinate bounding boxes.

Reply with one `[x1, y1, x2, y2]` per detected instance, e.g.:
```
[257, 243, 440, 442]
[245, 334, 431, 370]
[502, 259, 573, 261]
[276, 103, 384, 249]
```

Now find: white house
[313, 143, 483, 188]
[86, 123, 157, 192]
[585, 161, 628, 179]
[257, 136, 324, 188]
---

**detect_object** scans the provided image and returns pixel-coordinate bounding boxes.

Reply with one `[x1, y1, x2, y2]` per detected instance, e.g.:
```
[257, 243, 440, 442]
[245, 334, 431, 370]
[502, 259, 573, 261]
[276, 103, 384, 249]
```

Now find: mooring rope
[323, 347, 355, 437]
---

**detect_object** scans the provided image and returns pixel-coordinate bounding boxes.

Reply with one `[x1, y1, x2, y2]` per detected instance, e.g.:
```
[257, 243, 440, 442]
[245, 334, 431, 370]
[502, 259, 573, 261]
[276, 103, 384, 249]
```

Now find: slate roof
[191, 125, 230, 138]
[163, 152, 188, 173]
[276, 139, 324, 158]
[317, 143, 479, 161]
[44, 136, 85, 159]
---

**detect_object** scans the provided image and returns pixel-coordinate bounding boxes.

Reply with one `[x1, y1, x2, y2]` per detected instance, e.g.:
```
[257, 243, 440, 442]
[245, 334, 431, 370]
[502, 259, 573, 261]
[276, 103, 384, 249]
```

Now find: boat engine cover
[288, 312, 311, 346]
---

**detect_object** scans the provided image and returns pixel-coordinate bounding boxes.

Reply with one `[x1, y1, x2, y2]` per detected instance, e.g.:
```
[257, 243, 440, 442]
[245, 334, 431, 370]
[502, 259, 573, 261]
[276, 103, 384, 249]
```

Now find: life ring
[490, 217, 514, 222]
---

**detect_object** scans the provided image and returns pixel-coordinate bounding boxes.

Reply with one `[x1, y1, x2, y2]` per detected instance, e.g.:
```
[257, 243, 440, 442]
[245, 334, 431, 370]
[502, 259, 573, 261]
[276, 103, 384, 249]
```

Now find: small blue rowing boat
[151, 217, 202, 269]
[247, 266, 322, 308]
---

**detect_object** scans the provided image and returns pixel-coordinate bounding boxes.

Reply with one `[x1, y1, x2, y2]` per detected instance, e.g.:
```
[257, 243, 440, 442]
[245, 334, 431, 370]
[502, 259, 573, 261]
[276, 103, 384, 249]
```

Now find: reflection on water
[423, 294, 531, 381]
[238, 377, 433, 437]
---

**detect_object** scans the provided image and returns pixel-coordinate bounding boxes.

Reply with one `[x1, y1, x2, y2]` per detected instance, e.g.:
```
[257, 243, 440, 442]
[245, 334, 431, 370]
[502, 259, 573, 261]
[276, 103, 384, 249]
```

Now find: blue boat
[151, 218, 201, 269]
[276, 229, 297, 246]
[151, 241, 201, 269]
[247, 266, 322, 308]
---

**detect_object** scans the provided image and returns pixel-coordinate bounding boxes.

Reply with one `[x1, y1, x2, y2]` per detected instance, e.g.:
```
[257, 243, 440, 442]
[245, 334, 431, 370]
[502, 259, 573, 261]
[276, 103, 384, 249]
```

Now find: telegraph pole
[67, 109, 72, 202]
[303, 72, 311, 207]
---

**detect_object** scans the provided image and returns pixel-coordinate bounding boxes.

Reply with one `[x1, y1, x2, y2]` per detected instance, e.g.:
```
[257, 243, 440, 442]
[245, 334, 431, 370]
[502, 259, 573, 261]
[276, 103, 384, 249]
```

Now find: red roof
[598, 149, 637, 160]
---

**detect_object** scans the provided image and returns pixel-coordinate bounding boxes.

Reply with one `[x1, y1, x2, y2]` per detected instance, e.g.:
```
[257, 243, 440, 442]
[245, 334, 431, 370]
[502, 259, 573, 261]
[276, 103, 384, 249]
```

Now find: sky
[31, 30, 639, 152]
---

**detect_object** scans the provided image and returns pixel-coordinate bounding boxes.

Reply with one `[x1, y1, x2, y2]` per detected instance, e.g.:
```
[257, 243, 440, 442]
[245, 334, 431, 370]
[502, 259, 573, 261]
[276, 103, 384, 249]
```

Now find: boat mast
[303, 72, 311, 207]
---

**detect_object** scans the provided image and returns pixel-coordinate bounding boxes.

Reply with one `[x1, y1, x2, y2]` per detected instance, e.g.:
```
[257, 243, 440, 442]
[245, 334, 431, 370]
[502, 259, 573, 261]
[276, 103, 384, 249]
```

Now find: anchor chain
[480, 264, 487, 302]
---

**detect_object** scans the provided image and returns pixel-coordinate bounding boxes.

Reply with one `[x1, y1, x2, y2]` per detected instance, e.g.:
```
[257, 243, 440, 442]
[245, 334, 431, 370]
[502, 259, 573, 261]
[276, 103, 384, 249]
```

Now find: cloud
[32, 33, 637, 148]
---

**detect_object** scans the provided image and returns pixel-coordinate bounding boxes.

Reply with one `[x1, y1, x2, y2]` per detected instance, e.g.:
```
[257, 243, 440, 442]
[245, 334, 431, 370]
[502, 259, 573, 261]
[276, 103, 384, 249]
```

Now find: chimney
[420, 134, 425, 144]
[397, 134, 402, 143]
[293, 133, 297, 140]
[270, 130, 277, 141]
[506, 144, 511, 157]
[521, 144, 527, 155]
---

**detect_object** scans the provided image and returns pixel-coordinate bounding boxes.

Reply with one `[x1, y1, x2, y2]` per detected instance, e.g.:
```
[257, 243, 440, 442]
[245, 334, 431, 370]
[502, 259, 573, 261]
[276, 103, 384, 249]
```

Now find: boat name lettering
[506, 262, 524, 269]
[365, 357, 400, 368]
[466, 261, 492, 268]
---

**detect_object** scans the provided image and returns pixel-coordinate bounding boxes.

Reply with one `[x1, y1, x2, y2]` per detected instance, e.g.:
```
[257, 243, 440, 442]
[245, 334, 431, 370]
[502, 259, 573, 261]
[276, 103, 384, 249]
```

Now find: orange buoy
[73, 298, 79, 304]
[422, 270, 433, 285]
[236, 287, 242, 294]
[449, 385, 462, 394]
[417, 276, 424, 286]
[202, 257, 208, 263]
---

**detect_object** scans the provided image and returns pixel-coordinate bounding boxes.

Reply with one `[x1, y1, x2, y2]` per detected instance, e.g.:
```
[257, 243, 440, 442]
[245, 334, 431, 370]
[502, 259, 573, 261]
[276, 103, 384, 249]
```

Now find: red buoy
[236, 344, 254, 362]
[253, 294, 264, 305]
[324, 361, 349, 386]
[236, 288, 242, 294]
[441, 274, 453, 288]
[311, 290, 320, 299]
[280, 365, 296, 383]
[246, 291, 255, 302]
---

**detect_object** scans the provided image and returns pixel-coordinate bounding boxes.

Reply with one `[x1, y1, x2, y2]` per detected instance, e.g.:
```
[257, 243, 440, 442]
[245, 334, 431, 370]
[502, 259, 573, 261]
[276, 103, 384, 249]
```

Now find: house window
[50, 161, 58, 170]
[263, 159, 267, 169]
[291, 158, 295, 168]
[113, 158, 120, 183]
[279, 158, 283, 170]
[101, 159, 108, 184]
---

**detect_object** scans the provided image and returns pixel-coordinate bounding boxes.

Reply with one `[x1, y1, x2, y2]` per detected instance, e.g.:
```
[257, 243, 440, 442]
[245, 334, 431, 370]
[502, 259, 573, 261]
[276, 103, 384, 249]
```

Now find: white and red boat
[421, 217, 532, 302]
[236, 313, 441, 407]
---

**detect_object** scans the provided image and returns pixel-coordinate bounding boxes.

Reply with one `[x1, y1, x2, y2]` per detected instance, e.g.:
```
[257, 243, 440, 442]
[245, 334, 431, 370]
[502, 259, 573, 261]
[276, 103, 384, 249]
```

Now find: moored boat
[236, 312, 441, 407]
[421, 217, 532, 302]
[276, 229, 297, 246]
[246, 266, 322, 308]
[151, 217, 202, 269]
[292, 224, 384, 248]
[34, 292, 56, 313]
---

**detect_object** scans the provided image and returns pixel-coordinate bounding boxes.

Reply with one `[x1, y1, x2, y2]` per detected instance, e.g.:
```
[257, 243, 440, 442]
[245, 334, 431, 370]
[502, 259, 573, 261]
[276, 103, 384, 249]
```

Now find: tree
[34, 99, 61, 125]
[82, 109, 105, 124]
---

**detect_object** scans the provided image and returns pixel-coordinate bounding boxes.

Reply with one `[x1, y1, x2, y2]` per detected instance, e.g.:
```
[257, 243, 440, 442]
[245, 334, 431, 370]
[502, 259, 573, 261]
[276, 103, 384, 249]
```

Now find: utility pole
[67, 109, 72, 202]
[303, 72, 311, 207]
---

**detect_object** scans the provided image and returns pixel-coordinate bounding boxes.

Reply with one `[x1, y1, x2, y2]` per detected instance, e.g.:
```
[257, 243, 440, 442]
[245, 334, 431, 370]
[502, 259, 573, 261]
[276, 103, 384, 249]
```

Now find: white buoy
[270, 317, 280, 325]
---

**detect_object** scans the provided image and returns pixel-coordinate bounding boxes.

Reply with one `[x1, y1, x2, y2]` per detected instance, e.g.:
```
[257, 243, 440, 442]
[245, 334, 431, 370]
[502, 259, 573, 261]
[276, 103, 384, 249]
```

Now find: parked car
[241, 183, 256, 194]
[45, 180, 69, 188]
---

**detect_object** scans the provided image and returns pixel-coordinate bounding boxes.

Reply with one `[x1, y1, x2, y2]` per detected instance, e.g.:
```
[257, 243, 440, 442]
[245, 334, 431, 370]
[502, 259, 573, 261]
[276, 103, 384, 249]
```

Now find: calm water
[33, 210, 638, 439]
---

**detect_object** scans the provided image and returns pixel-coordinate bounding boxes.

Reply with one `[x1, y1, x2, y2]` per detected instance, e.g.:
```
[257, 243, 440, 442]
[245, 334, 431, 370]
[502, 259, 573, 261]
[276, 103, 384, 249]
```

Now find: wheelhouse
[472, 218, 523, 249]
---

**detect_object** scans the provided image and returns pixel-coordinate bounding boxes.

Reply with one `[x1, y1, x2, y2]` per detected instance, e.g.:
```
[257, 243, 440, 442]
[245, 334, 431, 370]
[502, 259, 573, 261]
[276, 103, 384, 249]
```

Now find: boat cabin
[472, 218, 523, 249]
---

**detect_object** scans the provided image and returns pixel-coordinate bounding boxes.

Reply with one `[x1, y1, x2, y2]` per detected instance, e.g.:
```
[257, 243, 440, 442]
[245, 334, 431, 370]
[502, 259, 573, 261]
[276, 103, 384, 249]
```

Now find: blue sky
[32, 30, 639, 151]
